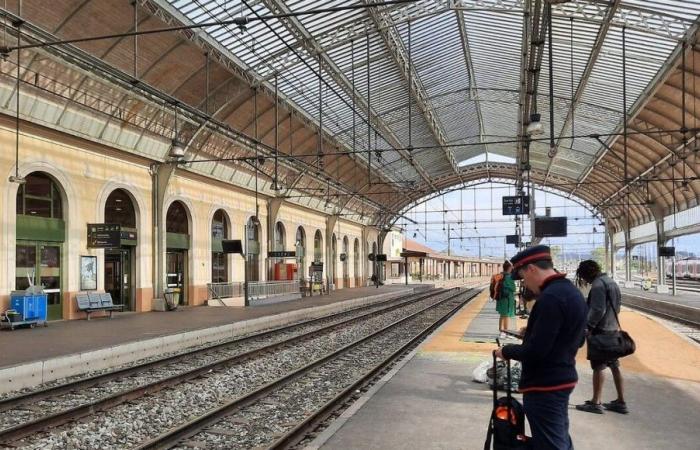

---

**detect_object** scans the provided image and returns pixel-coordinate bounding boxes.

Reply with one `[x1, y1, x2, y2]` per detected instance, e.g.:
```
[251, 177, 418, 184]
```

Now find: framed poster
[80, 255, 98, 291]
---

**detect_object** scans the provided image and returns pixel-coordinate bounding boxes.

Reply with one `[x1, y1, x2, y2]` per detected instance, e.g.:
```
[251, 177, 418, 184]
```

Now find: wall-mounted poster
[80, 255, 97, 291]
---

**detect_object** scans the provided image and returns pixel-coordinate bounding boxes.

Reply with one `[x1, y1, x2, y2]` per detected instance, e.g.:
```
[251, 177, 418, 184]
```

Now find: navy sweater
[501, 274, 588, 392]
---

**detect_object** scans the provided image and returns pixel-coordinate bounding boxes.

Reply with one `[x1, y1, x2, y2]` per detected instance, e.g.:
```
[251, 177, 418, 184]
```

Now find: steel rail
[135, 288, 476, 450]
[267, 288, 481, 450]
[0, 288, 442, 444]
[0, 287, 436, 413]
[622, 300, 700, 330]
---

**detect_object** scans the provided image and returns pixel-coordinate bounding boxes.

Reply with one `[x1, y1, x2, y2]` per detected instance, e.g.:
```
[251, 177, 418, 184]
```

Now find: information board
[534, 217, 567, 237]
[87, 223, 121, 248]
[502, 195, 530, 215]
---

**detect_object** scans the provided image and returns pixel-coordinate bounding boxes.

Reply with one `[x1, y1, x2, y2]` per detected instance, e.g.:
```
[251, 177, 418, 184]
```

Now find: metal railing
[248, 280, 300, 299]
[207, 282, 244, 301]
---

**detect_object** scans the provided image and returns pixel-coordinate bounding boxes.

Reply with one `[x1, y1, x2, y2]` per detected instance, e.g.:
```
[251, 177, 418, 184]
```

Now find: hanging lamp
[169, 104, 185, 159]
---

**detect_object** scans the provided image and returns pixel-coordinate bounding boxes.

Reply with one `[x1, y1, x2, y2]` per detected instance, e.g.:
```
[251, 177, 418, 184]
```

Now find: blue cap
[510, 245, 552, 280]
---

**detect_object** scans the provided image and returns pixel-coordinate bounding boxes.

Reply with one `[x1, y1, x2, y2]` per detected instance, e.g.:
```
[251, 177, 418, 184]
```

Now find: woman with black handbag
[574, 260, 631, 415]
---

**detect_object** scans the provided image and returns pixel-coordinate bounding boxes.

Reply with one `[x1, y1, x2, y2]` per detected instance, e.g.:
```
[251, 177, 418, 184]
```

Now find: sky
[400, 182, 700, 265]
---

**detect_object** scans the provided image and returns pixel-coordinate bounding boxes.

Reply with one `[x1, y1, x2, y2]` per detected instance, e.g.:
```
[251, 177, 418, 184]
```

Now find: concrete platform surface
[0, 285, 420, 369]
[311, 290, 700, 450]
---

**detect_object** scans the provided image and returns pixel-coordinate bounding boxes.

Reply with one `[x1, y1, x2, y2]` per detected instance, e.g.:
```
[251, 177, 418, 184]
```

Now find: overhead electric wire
[0, 1, 419, 53]
[181, 126, 700, 165]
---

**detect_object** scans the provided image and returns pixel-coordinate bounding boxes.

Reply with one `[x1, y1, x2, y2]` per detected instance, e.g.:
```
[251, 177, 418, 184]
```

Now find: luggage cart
[1, 292, 49, 331]
[1, 309, 48, 330]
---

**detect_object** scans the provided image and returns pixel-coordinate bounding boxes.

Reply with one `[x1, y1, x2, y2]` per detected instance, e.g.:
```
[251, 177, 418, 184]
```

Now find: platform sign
[505, 234, 520, 245]
[502, 195, 530, 216]
[268, 251, 296, 258]
[87, 223, 121, 248]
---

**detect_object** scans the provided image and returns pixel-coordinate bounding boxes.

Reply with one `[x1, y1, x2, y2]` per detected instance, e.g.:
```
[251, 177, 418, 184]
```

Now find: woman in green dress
[497, 261, 516, 336]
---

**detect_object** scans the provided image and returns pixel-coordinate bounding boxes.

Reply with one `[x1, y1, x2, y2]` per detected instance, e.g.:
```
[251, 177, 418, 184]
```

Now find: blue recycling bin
[10, 292, 48, 322]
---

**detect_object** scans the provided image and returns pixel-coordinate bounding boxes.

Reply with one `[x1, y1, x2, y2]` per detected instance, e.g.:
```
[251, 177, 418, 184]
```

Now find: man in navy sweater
[495, 245, 587, 450]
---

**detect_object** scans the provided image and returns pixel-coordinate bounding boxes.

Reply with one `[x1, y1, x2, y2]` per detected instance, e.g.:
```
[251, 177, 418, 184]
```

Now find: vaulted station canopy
[2, 0, 699, 234]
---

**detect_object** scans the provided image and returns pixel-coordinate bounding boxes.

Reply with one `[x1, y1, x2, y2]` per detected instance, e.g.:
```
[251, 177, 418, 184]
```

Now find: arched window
[15, 171, 66, 320]
[314, 230, 323, 263]
[372, 242, 378, 277]
[342, 236, 349, 283]
[166, 201, 189, 234]
[16, 172, 63, 219]
[274, 221, 286, 251]
[105, 189, 136, 228]
[247, 216, 261, 282]
[296, 227, 306, 280]
[354, 238, 360, 286]
[331, 233, 337, 283]
[211, 209, 230, 283]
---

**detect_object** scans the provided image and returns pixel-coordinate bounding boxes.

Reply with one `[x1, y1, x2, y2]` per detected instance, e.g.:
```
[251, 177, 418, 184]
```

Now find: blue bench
[76, 292, 124, 320]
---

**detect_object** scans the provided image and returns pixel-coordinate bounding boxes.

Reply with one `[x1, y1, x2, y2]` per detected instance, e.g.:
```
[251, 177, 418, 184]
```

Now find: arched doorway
[166, 201, 190, 305]
[331, 233, 338, 288]
[364, 241, 370, 285]
[296, 227, 306, 282]
[354, 238, 360, 288]
[272, 221, 288, 280]
[104, 188, 137, 310]
[342, 236, 349, 288]
[372, 241, 378, 281]
[313, 230, 323, 285]
[314, 230, 323, 263]
[16, 172, 66, 320]
[211, 209, 230, 283]
[246, 216, 261, 282]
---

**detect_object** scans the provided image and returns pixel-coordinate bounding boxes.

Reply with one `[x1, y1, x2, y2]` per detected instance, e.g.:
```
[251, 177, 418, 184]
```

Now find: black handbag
[586, 289, 636, 361]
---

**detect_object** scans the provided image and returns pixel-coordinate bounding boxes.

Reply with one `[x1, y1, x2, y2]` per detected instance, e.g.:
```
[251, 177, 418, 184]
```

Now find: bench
[76, 292, 125, 320]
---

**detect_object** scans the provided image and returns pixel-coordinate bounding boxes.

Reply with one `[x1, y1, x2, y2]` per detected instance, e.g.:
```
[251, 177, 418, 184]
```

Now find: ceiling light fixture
[169, 104, 185, 159]
[526, 113, 544, 136]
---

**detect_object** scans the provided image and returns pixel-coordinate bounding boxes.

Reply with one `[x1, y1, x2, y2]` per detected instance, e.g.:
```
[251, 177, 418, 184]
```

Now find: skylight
[458, 152, 516, 167]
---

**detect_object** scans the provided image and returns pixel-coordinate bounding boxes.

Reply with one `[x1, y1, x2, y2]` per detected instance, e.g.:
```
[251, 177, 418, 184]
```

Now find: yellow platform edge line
[421, 289, 700, 383]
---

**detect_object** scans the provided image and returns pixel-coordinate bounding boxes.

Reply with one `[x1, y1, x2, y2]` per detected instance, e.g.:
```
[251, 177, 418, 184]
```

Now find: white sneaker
[498, 332, 507, 339]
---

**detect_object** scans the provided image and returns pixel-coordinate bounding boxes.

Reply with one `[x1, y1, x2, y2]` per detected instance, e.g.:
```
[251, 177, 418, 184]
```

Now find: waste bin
[163, 288, 180, 311]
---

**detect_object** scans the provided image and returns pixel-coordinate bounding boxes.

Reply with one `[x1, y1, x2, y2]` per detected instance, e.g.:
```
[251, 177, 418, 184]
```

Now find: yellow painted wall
[0, 123, 379, 317]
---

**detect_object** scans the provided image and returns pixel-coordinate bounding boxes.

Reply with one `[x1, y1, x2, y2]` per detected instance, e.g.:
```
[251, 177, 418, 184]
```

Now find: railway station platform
[0, 281, 487, 395]
[620, 286, 700, 309]
[309, 289, 700, 450]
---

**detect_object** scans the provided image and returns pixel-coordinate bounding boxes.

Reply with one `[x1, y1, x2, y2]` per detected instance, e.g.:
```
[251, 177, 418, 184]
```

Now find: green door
[16, 242, 62, 320]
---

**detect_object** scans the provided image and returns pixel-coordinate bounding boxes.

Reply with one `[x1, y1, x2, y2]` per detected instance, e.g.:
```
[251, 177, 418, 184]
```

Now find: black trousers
[523, 389, 574, 450]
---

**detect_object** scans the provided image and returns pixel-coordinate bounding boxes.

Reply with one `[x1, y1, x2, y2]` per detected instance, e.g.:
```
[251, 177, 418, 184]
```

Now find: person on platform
[494, 245, 588, 450]
[496, 261, 516, 338]
[574, 259, 628, 415]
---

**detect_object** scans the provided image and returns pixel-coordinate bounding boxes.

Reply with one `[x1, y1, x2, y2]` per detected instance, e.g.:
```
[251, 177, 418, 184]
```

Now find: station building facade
[383, 237, 501, 283]
[0, 120, 388, 320]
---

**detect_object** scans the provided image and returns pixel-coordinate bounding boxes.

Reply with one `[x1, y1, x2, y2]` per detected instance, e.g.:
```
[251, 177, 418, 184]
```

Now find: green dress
[496, 273, 516, 318]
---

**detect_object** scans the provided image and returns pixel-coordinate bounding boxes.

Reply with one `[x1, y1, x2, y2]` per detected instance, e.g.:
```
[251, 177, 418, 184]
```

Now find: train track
[0, 288, 474, 449]
[137, 288, 478, 450]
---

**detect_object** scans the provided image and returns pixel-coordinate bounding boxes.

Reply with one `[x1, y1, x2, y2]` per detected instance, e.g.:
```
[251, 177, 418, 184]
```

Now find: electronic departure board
[502, 195, 530, 215]
[534, 217, 567, 237]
